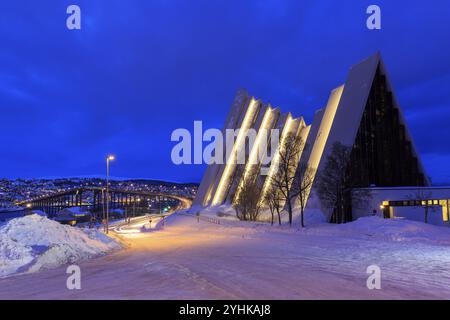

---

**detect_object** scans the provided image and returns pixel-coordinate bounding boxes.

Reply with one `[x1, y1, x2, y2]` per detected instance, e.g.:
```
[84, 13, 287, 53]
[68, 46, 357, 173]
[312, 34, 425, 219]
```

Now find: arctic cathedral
[193, 53, 450, 224]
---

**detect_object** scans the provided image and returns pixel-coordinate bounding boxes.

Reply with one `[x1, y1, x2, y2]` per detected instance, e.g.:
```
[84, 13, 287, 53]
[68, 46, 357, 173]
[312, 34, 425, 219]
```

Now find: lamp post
[105, 155, 115, 233]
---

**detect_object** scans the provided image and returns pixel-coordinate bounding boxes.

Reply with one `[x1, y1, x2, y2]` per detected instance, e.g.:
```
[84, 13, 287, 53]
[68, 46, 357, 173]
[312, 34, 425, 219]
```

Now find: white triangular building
[193, 53, 450, 224]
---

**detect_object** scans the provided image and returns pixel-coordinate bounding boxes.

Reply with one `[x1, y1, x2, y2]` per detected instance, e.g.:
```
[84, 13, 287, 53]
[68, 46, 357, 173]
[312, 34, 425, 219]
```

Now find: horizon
[1, 175, 200, 185]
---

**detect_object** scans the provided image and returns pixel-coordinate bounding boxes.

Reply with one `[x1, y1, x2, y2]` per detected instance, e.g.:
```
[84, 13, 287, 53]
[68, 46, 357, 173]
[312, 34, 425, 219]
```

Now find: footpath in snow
[0, 214, 121, 278]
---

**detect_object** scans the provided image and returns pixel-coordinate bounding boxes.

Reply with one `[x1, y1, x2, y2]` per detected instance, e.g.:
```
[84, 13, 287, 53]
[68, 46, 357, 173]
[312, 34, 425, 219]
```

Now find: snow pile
[0, 214, 121, 278]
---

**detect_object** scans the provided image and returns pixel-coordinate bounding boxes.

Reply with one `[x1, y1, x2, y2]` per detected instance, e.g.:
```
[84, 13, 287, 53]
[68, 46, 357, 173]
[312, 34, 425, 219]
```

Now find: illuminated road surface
[109, 195, 192, 234]
[111, 215, 164, 234]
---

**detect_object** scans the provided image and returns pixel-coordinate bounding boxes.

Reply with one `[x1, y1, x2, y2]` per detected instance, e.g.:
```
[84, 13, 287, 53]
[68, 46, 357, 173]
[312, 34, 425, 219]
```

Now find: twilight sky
[0, 0, 449, 184]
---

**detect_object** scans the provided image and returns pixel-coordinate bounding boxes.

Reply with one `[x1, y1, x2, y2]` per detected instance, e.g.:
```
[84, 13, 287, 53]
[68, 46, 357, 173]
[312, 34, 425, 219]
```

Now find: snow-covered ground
[0, 214, 121, 278]
[0, 210, 449, 299]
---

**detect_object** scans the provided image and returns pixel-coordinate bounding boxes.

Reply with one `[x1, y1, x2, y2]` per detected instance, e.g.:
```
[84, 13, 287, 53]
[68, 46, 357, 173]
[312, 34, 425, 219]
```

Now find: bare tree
[233, 169, 262, 221]
[264, 185, 283, 225]
[316, 142, 371, 224]
[269, 133, 304, 226]
[292, 162, 315, 228]
[408, 189, 433, 224]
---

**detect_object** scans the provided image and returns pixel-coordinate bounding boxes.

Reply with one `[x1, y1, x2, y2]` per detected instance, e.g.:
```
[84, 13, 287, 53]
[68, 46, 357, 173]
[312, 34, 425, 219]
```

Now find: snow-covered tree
[292, 162, 315, 228]
[233, 169, 262, 221]
[264, 185, 283, 225]
[269, 134, 305, 226]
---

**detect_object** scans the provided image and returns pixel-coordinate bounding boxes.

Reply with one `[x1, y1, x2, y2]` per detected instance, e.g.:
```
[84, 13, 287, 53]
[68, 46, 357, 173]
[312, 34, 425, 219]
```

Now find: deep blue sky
[1, 1, 449, 184]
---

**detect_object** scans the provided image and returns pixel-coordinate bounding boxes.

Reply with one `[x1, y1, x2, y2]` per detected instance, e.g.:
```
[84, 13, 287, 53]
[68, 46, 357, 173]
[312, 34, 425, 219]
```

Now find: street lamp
[105, 155, 115, 233]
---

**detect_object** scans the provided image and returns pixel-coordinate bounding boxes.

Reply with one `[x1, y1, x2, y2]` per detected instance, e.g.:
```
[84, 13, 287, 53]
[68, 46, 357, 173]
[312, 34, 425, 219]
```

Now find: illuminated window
[442, 203, 449, 222]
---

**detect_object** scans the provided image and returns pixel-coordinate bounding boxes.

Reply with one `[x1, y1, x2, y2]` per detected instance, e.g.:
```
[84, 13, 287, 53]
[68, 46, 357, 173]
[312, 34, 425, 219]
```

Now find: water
[0, 210, 27, 222]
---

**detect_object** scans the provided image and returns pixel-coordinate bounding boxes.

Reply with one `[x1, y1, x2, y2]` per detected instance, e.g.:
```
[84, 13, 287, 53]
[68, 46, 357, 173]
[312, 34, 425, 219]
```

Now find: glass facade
[349, 64, 427, 188]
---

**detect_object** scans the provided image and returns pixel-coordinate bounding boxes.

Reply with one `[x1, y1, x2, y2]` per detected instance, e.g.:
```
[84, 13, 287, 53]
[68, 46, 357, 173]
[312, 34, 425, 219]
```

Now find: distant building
[193, 52, 450, 225]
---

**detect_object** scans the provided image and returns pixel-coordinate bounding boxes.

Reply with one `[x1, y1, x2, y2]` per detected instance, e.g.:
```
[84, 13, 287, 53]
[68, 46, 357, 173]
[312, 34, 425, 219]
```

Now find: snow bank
[190, 205, 239, 221]
[179, 207, 450, 246]
[189, 205, 326, 227]
[141, 216, 166, 232]
[62, 207, 86, 214]
[0, 214, 121, 278]
[304, 216, 450, 245]
[293, 208, 327, 225]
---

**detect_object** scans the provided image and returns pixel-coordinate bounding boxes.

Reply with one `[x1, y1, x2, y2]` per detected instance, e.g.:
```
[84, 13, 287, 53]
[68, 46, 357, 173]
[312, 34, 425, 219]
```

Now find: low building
[353, 186, 450, 226]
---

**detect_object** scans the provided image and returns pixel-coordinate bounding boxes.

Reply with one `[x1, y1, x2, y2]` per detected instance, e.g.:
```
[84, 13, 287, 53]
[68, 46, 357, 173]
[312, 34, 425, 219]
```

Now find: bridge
[20, 187, 192, 218]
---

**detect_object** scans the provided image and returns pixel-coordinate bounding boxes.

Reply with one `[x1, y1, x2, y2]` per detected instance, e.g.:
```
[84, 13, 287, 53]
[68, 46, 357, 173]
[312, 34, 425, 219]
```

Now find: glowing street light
[105, 155, 115, 234]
